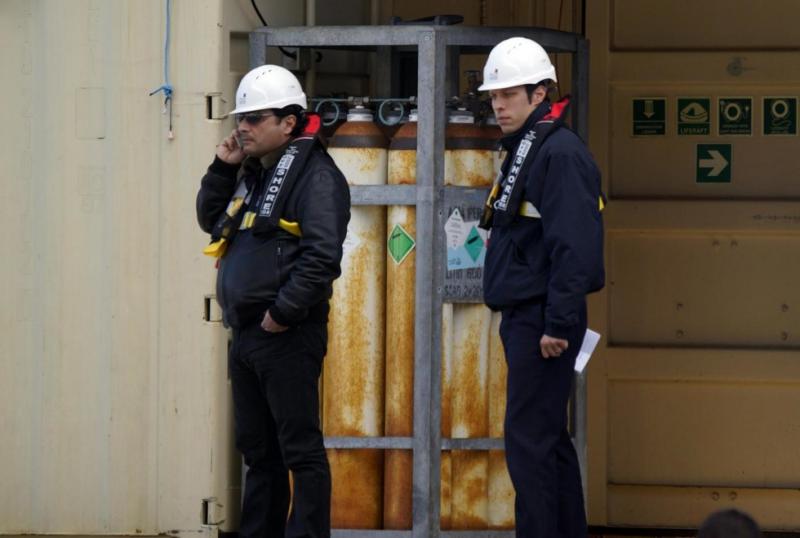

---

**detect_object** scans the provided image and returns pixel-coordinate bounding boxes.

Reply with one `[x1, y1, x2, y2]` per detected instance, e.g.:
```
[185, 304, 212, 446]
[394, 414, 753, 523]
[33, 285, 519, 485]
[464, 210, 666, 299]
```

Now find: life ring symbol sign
[719, 98, 752, 135]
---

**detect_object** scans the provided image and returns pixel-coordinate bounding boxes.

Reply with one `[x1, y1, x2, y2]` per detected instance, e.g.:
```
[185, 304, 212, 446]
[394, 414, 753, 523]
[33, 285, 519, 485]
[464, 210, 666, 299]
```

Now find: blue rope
[149, 0, 173, 137]
[149, 0, 173, 99]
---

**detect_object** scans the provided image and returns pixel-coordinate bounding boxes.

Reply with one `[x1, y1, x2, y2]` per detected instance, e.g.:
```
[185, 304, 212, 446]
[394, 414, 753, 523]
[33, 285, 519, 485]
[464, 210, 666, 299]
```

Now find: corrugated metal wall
[588, 0, 800, 530]
[0, 0, 264, 533]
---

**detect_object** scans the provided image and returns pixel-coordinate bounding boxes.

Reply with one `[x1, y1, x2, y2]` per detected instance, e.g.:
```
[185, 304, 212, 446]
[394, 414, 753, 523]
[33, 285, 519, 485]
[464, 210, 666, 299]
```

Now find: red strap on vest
[543, 97, 570, 122]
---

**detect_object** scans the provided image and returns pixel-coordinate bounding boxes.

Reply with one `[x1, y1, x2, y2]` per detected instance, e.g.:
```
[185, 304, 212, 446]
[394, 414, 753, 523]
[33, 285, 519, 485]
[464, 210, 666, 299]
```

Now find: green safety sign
[719, 97, 752, 135]
[696, 144, 732, 183]
[388, 223, 415, 264]
[677, 97, 710, 135]
[764, 97, 797, 135]
[464, 225, 484, 262]
[632, 98, 666, 135]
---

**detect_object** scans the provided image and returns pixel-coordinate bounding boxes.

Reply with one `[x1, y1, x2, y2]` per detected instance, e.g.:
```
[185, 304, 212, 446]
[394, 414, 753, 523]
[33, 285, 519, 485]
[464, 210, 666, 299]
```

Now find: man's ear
[282, 114, 297, 135]
[532, 85, 548, 105]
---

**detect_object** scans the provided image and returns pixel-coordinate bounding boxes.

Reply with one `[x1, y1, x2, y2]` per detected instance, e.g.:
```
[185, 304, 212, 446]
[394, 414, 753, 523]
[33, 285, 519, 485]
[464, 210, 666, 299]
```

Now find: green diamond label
[764, 97, 797, 135]
[697, 144, 732, 183]
[464, 226, 484, 262]
[677, 97, 710, 135]
[719, 97, 752, 135]
[388, 224, 415, 265]
[632, 98, 666, 135]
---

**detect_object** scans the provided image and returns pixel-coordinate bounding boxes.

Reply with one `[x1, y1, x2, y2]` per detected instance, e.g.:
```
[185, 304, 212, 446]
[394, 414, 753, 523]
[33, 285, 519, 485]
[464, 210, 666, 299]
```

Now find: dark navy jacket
[197, 148, 350, 329]
[483, 104, 604, 339]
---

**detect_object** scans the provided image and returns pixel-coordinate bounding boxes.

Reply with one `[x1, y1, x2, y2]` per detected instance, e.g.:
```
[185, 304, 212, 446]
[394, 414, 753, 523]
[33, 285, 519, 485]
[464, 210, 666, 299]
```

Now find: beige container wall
[0, 0, 308, 533]
[588, 0, 800, 530]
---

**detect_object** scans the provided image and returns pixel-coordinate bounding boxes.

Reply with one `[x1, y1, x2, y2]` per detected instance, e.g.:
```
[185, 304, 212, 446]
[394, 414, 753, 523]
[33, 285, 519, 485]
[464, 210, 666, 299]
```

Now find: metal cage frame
[248, 24, 590, 538]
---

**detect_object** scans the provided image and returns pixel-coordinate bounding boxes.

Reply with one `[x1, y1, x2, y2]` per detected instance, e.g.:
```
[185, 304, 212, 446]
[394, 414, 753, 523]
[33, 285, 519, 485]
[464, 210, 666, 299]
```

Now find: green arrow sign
[632, 98, 666, 135]
[697, 144, 732, 183]
[764, 97, 797, 135]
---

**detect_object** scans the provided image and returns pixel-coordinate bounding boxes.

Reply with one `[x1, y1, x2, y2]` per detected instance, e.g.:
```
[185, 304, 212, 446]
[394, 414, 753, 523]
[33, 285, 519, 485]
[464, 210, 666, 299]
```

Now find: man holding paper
[479, 37, 605, 537]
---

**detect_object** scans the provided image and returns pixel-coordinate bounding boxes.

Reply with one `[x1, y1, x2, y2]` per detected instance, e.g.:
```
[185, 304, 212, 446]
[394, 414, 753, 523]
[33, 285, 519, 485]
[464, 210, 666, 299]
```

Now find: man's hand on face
[261, 310, 289, 333]
[216, 129, 246, 164]
[540, 334, 568, 358]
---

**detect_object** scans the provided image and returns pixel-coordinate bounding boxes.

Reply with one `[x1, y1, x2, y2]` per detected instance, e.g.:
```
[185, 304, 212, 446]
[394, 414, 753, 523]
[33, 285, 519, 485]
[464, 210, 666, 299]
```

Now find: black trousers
[229, 322, 331, 538]
[499, 301, 587, 538]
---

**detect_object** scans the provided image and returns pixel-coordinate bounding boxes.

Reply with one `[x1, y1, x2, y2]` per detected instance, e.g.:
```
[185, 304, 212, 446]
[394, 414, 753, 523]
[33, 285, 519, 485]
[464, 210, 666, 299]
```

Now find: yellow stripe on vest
[204, 218, 301, 259]
[599, 196, 605, 212]
[241, 211, 256, 229]
[519, 201, 542, 218]
[279, 219, 302, 237]
[203, 238, 228, 258]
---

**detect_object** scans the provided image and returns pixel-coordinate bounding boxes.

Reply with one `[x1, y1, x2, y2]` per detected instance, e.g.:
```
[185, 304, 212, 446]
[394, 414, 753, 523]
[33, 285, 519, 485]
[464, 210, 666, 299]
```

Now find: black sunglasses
[234, 111, 276, 125]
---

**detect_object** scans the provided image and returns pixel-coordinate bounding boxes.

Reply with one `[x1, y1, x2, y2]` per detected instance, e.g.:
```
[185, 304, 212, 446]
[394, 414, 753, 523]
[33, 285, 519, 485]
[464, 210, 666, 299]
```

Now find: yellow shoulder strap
[278, 219, 302, 237]
[203, 238, 228, 258]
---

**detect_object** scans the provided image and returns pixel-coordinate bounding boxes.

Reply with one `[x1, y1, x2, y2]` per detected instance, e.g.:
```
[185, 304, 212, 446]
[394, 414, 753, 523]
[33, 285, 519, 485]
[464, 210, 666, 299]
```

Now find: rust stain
[324, 208, 386, 436]
[329, 147, 388, 186]
[488, 312, 514, 528]
[443, 118, 494, 187]
[488, 450, 515, 529]
[440, 451, 452, 529]
[384, 129, 417, 526]
[441, 304, 453, 437]
[388, 150, 417, 185]
[451, 305, 490, 438]
[323, 138, 387, 530]
[384, 206, 416, 436]
[449, 306, 491, 529]
[451, 450, 489, 529]
[488, 312, 507, 437]
[329, 448, 384, 528]
[445, 150, 494, 187]
[383, 450, 412, 528]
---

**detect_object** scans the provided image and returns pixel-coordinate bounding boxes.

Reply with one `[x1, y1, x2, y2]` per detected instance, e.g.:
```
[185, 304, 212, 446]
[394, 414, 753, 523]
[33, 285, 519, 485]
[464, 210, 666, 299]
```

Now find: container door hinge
[201, 496, 225, 526]
[204, 295, 223, 323]
[205, 93, 228, 120]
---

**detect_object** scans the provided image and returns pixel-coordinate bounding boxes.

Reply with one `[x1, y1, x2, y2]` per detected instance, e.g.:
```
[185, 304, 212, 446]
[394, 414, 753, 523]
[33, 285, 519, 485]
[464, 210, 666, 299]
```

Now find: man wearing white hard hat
[197, 64, 350, 538]
[479, 37, 605, 538]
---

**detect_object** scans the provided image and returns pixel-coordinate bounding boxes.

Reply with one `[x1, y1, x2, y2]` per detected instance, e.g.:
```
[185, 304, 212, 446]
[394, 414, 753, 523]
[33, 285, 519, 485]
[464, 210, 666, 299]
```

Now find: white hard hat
[230, 64, 307, 115]
[478, 37, 556, 92]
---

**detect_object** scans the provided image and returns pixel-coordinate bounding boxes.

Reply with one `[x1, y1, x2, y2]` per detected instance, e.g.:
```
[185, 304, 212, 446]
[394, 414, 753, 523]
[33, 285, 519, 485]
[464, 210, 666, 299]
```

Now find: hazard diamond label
[464, 226, 484, 262]
[388, 224, 415, 265]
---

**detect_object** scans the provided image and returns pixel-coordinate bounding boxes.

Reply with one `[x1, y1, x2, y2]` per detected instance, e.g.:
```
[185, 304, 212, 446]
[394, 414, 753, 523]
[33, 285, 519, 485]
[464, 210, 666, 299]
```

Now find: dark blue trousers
[499, 301, 587, 538]
[229, 322, 331, 538]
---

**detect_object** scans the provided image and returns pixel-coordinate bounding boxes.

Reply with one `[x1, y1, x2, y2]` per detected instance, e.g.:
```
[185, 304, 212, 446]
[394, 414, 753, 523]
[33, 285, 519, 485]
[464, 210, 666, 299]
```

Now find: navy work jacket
[483, 104, 605, 340]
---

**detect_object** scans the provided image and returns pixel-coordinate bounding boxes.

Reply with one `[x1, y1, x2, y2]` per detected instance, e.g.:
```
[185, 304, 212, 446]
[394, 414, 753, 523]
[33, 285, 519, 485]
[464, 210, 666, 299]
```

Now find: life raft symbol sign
[678, 98, 710, 135]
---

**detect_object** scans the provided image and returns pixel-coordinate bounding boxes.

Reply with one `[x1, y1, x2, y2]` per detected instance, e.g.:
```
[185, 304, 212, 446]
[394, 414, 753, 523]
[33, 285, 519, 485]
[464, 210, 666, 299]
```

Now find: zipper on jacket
[276, 240, 284, 286]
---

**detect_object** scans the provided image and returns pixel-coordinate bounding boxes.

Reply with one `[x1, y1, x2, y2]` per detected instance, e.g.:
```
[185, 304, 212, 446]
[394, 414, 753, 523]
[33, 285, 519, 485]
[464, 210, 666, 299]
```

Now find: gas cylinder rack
[248, 25, 590, 538]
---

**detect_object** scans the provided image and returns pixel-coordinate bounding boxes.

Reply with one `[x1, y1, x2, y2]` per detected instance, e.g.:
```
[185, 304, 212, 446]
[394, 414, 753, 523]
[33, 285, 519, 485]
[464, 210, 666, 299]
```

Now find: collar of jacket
[500, 100, 552, 151]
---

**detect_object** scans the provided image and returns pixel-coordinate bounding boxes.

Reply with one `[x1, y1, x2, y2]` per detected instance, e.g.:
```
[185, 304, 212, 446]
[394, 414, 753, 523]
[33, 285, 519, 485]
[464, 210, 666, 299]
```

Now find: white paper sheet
[574, 329, 601, 373]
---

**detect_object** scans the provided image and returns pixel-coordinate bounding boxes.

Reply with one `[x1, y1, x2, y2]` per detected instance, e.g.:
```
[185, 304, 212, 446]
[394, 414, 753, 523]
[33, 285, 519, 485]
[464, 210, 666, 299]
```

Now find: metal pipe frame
[248, 25, 590, 538]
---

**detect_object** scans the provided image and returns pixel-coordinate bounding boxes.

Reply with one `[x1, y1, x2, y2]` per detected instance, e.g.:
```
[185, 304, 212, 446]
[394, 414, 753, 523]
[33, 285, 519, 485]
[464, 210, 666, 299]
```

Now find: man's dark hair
[697, 509, 761, 538]
[524, 80, 555, 103]
[274, 105, 309, 137]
